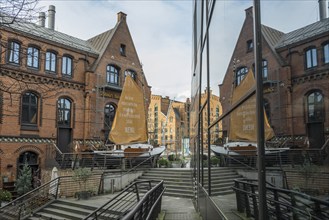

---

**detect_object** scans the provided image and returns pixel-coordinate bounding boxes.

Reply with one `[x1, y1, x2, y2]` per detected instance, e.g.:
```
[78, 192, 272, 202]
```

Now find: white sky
[37, 0, 325, 101]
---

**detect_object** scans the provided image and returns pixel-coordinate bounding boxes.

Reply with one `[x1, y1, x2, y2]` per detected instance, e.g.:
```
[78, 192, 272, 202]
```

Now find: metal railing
[233, 179, 329, 220]
[0, 174, 102, 219]
[84, 180, 165, 220]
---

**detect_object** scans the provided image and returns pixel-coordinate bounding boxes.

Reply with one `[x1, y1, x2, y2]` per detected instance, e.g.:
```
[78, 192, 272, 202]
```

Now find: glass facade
[191, 1, 329, 219]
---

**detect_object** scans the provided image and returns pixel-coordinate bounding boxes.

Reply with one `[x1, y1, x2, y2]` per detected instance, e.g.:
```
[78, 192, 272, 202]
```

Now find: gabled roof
[275, 17, 329, 49]
[261, 25, 285, 51]
[5, 19, 98, 56]
[87, 29, 114, 54]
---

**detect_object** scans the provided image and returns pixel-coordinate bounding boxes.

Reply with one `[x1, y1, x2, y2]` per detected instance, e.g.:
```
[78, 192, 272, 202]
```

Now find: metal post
[253, 1, 267, 219]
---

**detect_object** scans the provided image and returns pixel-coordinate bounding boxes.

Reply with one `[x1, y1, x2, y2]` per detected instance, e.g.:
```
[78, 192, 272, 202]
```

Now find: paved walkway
[63, 192, 244, 220]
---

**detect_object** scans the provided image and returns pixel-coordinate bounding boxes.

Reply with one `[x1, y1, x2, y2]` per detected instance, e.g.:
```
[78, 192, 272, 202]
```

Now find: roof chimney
[117, 12, 127, 23]
[38, 12, 45, 27]
[48, 5, 56, 30]
[319, 0, 327, 20]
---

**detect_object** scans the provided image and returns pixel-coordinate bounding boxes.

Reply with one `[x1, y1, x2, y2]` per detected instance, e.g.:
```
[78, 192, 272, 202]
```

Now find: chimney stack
[117, 12, 127, 23]
[319, 0, 327, 20]
[48, 5, 56, 30]
[38, 12, 45, 27]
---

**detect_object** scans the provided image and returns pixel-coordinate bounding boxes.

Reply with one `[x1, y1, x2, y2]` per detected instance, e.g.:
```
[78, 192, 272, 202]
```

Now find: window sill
[21, 125, 39, 131]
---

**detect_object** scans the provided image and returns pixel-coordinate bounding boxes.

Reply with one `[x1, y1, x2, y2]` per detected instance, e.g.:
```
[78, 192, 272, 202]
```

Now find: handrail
[84, 180, 165, 220]
[233, 178, 329, 219]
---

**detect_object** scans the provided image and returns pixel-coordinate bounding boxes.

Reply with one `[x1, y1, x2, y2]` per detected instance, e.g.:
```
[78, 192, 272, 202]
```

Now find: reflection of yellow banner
[229, 70, 274, 141]
[108, 75, 148, 144]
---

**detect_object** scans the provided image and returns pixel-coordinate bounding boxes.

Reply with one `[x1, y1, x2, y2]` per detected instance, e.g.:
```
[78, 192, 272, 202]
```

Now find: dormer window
[247, 40, 253, 52]
[120, 44, 126, 56]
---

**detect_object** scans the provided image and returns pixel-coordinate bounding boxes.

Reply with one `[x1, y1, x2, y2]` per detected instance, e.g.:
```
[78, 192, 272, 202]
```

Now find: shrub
[168, 154, 176, 161]
[158, 157, 169, 167]
[0, 189, 12, 202]
[72, 167, 92, 192]
[211, 156, 220, 166]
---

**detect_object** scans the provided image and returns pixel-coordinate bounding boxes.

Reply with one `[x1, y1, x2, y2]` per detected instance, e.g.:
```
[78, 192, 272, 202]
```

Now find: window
[27, 46, 39, 68]
[305, 47, 317, 69]
[235, 66, 248, 86]
[104, 103, 116, 130]
[323, 42, 329, 64]
[307, 91, 324, 123]
[120, 44, 126, 56]
[264, 99, 271, 123]
[252, 60, 268, 79]
[104, 103, 116, 140]
[124, 70, 136, 80]
[8, 41, 20, 64]
[247, 40, 253, 52]
[45, 51, 57, 72]
[57, 98, 71, 127]
[262, 60, 268, 80]
[62, 56, 73, 76]
[21, 92, 38, 125]
[106, 65, 119, 85]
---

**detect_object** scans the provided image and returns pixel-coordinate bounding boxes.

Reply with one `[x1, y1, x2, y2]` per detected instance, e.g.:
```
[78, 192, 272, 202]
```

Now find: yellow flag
[108, 75, 148, 144]
[229, 69, 274, 141]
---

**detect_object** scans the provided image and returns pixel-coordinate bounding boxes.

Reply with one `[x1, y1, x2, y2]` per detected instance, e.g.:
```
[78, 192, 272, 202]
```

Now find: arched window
[106, 65, 119, 85]
[8, 41, 20, 64]
[27, 46, 39, 68]
[104, 103, 116, 140]
[62, 55, 73, 77]
[305, 47, 318, 69]
[323, 42, 329, 64]
[21, 92, 38, 125]
[57, 98, 72, 127]
[45, 51, 57, 73]
[124, 69, 136, 80]
[264, 99, 271, 123]
[307, 91, 324, 123]
[235, 66, 248, 86]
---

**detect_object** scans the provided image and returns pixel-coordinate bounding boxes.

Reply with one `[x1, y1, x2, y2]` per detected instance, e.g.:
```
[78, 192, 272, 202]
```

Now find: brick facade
[220, 7, 329, 148]
[0, 9, 151, 186]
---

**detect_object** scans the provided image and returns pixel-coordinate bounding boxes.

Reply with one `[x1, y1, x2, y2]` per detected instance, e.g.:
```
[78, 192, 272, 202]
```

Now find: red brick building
[220, 6, 329, 148]
[0, 6, 151, 186]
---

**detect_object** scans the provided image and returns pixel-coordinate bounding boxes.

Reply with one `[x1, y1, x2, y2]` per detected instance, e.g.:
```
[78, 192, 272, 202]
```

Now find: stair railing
[84, 180, 165, 220]
[0, 177, 61, 219]
[233, 178, 329, 219]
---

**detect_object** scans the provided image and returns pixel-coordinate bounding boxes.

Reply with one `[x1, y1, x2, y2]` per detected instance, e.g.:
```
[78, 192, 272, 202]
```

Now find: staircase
[203, 167, 242, 196]
[138, 168, 194, 198]
[138, 167, 242, 198]
[27, 200, 97, 220]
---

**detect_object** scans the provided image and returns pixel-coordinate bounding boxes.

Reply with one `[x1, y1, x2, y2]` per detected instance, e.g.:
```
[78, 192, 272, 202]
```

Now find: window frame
[120, 44, 126, 56]
[57, 97, 72, 127]
[62, 55, 73, 77]
[27, 46, 40, 69]
[305, 47, 318, 69]
[8, 41, 21, 64]
[306, 90, 324, 123]
[235, 66, 248, 86]
[323, 41, 329, 65]
[45, 50, 57, 73]
[124, 69, 136, 80]
[106, 65, 119, 85]
[247, 39, 253, 52]
[21, 91, 39, 127]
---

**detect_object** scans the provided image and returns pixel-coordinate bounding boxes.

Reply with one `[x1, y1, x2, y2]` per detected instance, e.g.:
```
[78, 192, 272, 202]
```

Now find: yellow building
[200, 90, 222, 153]
[148, 95, 190, 155]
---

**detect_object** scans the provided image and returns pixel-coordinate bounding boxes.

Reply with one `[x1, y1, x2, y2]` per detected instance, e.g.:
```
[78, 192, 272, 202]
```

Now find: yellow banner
[229, 70, 274, 141]
[108, 75, 148, 144]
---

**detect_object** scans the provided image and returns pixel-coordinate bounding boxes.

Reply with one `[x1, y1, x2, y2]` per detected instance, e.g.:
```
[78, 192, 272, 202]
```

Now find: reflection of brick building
[148, 95, 190, 154]
[220, 6, 329, 148]
[0, 6, 150, 186]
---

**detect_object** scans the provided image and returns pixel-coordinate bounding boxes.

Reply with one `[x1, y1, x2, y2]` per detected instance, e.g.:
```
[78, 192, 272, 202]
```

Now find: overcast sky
[38, 0, 325, 101]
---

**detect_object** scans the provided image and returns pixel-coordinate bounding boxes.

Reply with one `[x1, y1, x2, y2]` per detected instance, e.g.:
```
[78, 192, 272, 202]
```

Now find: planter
[76, 191, 92, 200]
[171, 162, 182, 168]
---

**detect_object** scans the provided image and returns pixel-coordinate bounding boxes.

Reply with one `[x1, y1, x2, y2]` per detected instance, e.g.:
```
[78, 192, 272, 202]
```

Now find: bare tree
[0, 0, 40, 26]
